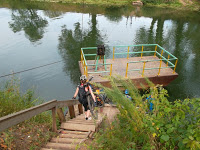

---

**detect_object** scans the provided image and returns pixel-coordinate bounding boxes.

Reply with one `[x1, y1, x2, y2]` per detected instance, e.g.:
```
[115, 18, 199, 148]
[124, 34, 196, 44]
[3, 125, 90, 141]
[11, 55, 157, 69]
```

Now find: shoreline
[31, 0, 200, 12]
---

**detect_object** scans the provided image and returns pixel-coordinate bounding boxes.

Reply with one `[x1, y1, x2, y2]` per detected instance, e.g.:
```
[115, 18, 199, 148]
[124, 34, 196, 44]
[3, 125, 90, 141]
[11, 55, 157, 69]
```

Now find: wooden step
[59, 133, 87, 139]
[41, 148, 59, 150]
[60, 122, 96, 132]
[45, 143, 76, 150]
[66, 120, 96, 125]
[51, 138, 82, 144]
[60, 130, 88, 135]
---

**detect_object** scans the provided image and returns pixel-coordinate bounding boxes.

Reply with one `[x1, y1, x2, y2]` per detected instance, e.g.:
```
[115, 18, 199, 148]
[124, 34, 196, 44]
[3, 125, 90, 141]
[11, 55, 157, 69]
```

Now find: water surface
[0, 1, 200, 101]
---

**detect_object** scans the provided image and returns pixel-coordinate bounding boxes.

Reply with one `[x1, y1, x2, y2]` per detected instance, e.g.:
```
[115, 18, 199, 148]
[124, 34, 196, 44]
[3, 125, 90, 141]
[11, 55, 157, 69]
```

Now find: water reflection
[9, 9, 48, 43]
[1, 1, 200, 100]
[58, 14, 107, 84]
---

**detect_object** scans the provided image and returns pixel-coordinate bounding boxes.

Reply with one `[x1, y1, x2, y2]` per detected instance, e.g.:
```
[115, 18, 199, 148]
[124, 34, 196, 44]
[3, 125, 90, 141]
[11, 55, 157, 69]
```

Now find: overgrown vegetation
[0, 78, 56, 150]
[92, 77, 200, 149]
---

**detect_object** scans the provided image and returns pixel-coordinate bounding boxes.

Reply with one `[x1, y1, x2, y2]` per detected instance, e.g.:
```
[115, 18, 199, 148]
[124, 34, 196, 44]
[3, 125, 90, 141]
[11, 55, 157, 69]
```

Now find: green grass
[91, 76, 200, 150]
[0, 78, 57, 149]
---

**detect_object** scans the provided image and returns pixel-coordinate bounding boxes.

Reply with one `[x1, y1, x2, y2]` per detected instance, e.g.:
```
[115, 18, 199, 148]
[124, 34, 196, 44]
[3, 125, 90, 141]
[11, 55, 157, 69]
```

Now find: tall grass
[0, 78, 55, 150]
[0, 78, 37, 117]
[93, 76, 200, 150]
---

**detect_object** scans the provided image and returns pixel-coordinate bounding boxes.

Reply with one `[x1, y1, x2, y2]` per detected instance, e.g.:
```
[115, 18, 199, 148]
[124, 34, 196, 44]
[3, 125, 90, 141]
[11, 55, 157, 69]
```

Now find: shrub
[93, 77, 200, 150]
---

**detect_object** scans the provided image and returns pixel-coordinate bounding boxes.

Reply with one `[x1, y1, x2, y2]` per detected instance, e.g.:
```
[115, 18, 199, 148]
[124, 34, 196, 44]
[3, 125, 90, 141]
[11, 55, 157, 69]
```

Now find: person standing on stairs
[72, 75, 96, 120]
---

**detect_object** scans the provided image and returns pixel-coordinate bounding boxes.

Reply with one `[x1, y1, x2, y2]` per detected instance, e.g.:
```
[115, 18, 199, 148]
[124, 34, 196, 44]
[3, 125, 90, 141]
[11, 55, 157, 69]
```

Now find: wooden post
[57, 108, 66, 123]
[52, 107, 57, 132]
[78, 104, 83, 115]
[68, 105, 75, 119]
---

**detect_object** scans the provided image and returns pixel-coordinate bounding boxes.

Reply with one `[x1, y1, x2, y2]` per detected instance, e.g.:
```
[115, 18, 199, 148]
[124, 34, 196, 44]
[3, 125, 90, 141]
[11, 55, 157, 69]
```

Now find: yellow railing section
[81, 48, 112, 77]
[111, 44, 178, 77]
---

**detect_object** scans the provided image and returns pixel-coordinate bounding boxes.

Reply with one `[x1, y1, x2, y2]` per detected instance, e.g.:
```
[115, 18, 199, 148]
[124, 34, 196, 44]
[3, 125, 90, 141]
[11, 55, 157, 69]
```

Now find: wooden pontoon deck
[79, 56, 178, 88]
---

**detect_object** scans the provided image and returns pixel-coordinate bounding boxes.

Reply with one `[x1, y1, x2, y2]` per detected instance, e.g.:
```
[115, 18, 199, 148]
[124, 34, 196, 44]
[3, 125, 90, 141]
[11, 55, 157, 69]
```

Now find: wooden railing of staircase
[0, 99, 83, 132]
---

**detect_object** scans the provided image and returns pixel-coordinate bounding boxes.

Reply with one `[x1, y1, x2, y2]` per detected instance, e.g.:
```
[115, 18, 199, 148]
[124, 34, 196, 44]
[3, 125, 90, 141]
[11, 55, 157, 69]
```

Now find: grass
[0, 77, 57, 150]
[90, 76, 200, 150]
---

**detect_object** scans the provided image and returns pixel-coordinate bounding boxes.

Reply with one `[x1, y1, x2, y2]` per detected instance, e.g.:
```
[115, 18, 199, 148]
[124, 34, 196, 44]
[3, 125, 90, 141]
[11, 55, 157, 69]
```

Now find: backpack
[78, 85, 87, 103]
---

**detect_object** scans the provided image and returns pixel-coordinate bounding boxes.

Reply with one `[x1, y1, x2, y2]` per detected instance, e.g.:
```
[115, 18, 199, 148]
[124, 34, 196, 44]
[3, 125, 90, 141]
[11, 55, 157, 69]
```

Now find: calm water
[0, 1, 200, 101]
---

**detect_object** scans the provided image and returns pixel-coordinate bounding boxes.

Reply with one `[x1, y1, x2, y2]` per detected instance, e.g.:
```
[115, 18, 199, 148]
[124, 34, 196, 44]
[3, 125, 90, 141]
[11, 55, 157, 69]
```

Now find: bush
[0, 78, 54, 150]
[93, 77, 200, 150]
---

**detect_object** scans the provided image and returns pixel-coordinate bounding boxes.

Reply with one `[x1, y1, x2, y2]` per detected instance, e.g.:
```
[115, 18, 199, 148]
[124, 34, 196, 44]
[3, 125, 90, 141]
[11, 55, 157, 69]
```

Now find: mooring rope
[0, 60, 63, 79]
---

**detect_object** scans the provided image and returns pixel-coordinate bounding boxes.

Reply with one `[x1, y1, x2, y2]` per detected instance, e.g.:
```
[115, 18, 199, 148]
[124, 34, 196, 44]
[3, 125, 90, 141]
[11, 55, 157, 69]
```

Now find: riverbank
[0, 79, 56, 149]
[31, 0, 200, 11]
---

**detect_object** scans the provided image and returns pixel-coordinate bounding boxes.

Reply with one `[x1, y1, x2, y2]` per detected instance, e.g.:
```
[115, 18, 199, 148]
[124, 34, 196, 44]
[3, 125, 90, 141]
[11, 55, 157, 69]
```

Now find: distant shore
[31, 0, 200, 11]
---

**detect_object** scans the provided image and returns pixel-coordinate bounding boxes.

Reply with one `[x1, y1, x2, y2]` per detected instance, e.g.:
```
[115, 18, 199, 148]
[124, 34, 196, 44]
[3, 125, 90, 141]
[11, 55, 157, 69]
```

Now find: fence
[111, 44, 178, 77]
[0, 99, 82, 132]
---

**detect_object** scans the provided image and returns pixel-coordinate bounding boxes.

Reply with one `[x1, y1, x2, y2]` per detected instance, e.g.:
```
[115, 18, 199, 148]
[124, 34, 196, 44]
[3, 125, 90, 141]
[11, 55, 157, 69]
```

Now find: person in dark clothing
[72, 75, 96, 120]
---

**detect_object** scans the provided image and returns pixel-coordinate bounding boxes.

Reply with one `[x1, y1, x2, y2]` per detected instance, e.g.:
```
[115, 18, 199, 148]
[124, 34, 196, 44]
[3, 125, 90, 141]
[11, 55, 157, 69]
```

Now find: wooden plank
[59, 133, 87, 139]
[68, 105, 75, 119]
[0, 99, 57, 132]
[57, 108, 66, 123]
[60, 122, 96, 132]
[65, 120, 95, 125]
[52, 107, 57, 132]
[41, 148, 59, 150]
[46, 143, 76, 150]
[57, 100, 80, 108]
[60, 130, 88, 135]
[51, 138, 81, 144]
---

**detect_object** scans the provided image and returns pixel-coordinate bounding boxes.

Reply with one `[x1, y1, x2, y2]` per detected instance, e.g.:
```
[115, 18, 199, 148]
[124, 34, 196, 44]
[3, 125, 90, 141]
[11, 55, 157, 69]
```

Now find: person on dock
[72, 75, 96, 120]
[125, 89, 132, 100]
[146, 95, 154, 112]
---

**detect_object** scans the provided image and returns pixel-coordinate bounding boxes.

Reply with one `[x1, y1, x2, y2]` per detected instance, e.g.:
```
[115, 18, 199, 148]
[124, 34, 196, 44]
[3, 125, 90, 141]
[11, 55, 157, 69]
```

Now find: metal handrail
[81, 48, 113, 77]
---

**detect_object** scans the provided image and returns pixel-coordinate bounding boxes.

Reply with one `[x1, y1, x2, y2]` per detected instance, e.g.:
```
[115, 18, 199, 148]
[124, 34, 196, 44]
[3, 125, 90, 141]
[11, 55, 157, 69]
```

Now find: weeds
[93, 76, 200, 150]
[0, 78, 55, 149]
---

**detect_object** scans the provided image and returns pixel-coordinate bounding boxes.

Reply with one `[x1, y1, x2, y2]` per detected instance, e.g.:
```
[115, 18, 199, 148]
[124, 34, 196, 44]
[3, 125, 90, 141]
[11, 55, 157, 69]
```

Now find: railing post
[158, 60, 162, 75]
[127, 46, 130, 59]
[52, 107, 57, 132]
[110, 64, 112, 76]
[57, 108, 66, 123]
[166, 55, 170, 67]
[68, 105, 75, 119]
[160, 50, 163, 59]
[141, 46, 144, 58]
[78, 104, 83, 114]
[86, 66, 88, 77]
[154, 45, 157, 57]
[125, 63, 129, 78]
[142, 61, 146, 77]
[113, 47, 115, 60]
[173, 59, 178, 73]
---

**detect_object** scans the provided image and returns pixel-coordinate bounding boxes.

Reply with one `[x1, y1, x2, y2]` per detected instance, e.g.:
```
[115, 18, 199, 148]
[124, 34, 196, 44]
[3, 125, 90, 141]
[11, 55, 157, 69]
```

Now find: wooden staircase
[41, 113, 104, 150]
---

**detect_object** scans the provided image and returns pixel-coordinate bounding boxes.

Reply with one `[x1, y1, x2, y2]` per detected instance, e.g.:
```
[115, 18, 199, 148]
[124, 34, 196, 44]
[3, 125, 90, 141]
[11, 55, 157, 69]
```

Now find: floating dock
[79, 44, 178, 88]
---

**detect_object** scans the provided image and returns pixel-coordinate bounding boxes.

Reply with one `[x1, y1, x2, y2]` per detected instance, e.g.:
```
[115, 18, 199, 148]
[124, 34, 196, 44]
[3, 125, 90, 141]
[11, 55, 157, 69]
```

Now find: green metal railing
[80, 48, 112, 77]
[112, 44, 178, 77]
[81, 44, 178, 78]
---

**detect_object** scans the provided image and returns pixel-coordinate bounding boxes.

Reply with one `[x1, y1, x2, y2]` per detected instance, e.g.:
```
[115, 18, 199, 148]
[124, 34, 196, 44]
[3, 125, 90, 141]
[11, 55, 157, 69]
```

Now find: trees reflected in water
[9, 9, 48, 43]
[58, 14, 107, 84]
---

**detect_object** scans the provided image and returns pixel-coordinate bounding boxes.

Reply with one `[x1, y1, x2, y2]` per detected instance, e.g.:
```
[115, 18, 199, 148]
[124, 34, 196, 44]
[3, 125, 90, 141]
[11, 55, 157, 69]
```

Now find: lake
[0, 1, 200, 101]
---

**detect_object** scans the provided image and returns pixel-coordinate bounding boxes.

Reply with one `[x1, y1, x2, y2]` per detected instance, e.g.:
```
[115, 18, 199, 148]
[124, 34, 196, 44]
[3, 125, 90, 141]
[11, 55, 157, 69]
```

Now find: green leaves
[161, 134, 169, 142]
[93, 77, 200, 150]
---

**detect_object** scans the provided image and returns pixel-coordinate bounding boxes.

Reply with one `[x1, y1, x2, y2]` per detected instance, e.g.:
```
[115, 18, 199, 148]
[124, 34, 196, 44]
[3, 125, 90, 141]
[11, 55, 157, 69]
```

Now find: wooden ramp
[41, 113, 104, 150]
